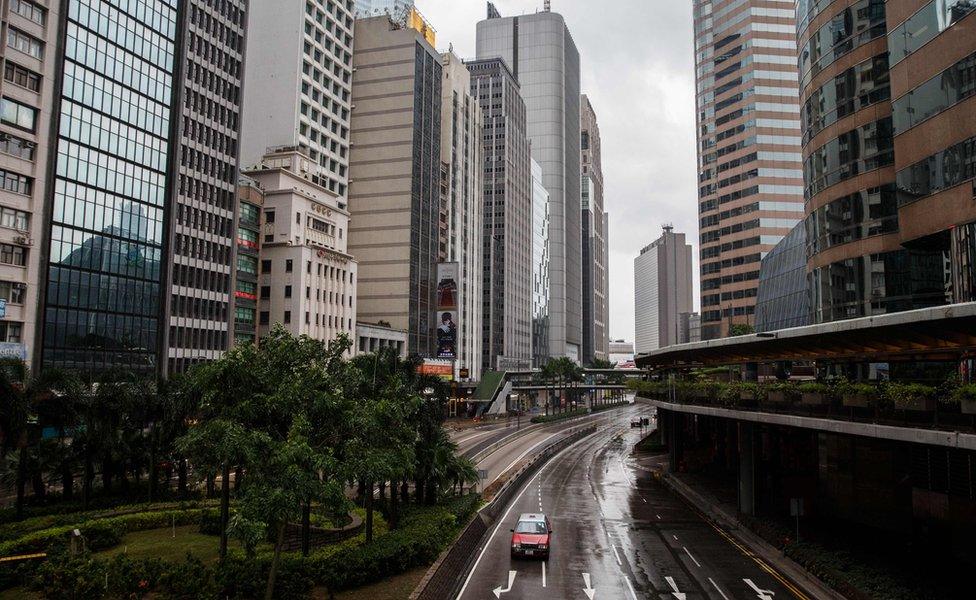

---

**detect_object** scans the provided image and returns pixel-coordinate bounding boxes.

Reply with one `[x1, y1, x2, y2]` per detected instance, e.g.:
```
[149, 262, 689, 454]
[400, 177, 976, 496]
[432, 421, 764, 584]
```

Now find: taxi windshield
[515, 520, 547, 534]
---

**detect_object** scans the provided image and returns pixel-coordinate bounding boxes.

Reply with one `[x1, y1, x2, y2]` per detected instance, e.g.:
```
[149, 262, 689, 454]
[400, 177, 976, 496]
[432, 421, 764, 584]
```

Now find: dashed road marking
[624, 576, 639, 600]
[683, 546, 702, 568]
[709, 577, 731, 600]
[611, 544, 622, 566]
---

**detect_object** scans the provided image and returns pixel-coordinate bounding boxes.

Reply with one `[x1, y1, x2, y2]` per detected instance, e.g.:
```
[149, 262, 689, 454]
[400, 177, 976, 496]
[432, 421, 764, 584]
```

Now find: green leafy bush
[798, 382, 830, 394]
[881, 383, 936, 410]
[951, 384, 976, 403]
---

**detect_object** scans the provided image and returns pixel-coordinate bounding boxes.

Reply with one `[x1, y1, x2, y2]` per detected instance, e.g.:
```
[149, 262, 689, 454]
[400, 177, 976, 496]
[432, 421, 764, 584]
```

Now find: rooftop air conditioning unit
[15, 236, 33, 246]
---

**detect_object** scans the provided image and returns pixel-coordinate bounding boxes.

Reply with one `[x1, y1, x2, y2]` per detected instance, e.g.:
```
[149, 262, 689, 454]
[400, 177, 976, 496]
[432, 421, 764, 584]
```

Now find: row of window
[169, 325, 227, 351]
[186, 57, 240, 106]
[798, 0, 886, 91]
[0, 168, 32, 195]
[175, 203, 232, 237]
[184, 88, 239, 133]
[178, 173, 235, 212]
[893, 51, 975, 134]
[4, 61, 41, 92]
[52, 179, 165, 245]
[701, 269, 759, 291]
[804, 118, 894, 199]
[173, 263, 230, 294]
[67, 22, 173, 104]
[62, 61, 171, 138]
[188, 30, 241, 79]
[888, 0, 975, 67]
[805, 184, 899, 255]
[0, 243, 26, 266]
[0, 132, 36, 160]
[169, 294, 228, 322]
[0, 280, 26, 303]
[0, 205, 30, 230]
[801, 54, 890, 145]
[190, 3, 245, 52]
[896, 135, 976, 205]
[61, 99, 169, 173]
[72, 0, 175, 70]
[0, 321, 23, 343]
[45, 266, 160, 317]
[258, 309, 353, 330]
[7, 28, 43, 60]
[173, 233, 231, 266]
[1, 97, 37, 132]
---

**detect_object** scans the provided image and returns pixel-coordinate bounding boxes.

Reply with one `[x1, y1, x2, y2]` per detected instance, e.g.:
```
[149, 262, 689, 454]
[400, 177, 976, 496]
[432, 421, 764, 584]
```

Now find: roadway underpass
[455, 404, 803, 600]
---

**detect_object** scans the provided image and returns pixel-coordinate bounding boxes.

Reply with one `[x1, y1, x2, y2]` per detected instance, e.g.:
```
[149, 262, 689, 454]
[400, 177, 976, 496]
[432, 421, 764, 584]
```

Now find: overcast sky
[418, 0, 700, 343]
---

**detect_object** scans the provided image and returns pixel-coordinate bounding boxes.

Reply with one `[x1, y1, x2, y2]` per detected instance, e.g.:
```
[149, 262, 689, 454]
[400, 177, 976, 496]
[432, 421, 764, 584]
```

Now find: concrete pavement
[455, 405, 808, 600]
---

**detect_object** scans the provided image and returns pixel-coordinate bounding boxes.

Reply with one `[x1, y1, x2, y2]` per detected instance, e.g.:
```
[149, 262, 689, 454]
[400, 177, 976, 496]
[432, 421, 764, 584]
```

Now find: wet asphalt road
[456, 405, 804, 600]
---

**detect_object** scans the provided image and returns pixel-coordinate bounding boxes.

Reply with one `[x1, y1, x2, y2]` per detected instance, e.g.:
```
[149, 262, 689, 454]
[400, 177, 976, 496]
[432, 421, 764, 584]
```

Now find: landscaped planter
[963, 398, 976, 415]
[842, 394, 873, 408]
[739, 391, 756, 401]
[894, 397, 936, 412]
[767, 391, 788, 404]
[800, 392, 827, 406]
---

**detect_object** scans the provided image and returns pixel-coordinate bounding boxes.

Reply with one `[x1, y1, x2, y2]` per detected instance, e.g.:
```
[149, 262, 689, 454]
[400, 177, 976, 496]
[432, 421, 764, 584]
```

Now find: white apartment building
[0, 0, 60, 365]
[245, 149, 357, 353]
[241, 0, 354, 197]
[440, 51, 483, 382]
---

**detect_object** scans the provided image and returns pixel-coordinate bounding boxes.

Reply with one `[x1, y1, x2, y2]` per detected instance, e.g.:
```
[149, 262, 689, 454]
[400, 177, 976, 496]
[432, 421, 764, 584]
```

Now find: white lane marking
[641, 497, 647, 503]
[624, 576, 638, 600]
[582, 572, 596, 600]
[455, 438, 567, 599]
[492, 570, 517, 598]
[486, 431, 563, 487]
[610, 544, 622, 566]
[744, 578, 776, 600]
[665, 576, 687, 600]
[709, 577, 731, 600]
[656, 514, 662, 520]
[672, 534, 678, 541]
[683, 546, 702, 568]
[541, 561, 546, 588]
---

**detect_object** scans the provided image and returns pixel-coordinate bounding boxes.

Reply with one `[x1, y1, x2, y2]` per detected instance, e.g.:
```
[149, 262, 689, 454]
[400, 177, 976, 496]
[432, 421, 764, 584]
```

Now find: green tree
[729, 324, 755, 336]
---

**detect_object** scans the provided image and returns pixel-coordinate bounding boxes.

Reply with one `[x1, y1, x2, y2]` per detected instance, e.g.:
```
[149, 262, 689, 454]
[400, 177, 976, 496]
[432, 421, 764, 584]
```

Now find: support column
[738, 421, 757, 516]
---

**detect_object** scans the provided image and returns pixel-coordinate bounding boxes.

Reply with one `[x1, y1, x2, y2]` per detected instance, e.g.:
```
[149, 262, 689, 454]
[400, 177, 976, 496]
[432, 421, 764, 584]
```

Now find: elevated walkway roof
[636, 303, 976, 369]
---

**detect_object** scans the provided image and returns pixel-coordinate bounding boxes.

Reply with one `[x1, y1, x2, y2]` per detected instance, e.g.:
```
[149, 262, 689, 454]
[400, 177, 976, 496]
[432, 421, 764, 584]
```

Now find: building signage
[435, 262, 459, 360]
[418, 360, 454, 381]
[0, 342, 27, 361]
[0, 299, 5, 319]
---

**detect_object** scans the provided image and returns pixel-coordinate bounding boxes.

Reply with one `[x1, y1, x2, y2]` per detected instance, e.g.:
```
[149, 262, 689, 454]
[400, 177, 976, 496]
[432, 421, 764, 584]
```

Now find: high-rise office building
[349, 14, 442, 356]
[440, 51, 483, 381]
[799, 0, 976, 323]
[634, 227, 693, 354]
[39, 0, 182, 372]
[581, 95, 609, 364]
[164, 0, 247, 375]
[531, 158, 551, 368]
[246, 149, 357, 353]
[468, 57, 533, 372]
[692, 0, 806, 340]
[240, 0, 354, 197]
[477, 3, 582, 363]
[0, 0, 61, 366]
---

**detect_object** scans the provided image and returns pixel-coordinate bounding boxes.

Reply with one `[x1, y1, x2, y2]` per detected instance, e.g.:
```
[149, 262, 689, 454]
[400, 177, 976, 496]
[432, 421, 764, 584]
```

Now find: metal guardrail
[410, 424, 598, 600]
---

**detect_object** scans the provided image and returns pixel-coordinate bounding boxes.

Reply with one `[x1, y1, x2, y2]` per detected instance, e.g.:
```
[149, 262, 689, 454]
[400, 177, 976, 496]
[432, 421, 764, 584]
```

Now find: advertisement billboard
[435, 263, 459, 360]
[418, 360, 454, 381]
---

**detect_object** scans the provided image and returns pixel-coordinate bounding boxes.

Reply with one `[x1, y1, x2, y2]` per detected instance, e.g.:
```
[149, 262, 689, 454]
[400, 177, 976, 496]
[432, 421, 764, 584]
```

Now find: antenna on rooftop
[663, 223, 674, 234]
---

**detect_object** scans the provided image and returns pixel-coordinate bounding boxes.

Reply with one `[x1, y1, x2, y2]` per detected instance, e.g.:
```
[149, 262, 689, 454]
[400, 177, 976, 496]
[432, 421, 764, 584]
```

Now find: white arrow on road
[582, 572, 596, 600]
[665, 576, 687, 600]
[744, 578, 776, 600]
[493, 571, 517, 598]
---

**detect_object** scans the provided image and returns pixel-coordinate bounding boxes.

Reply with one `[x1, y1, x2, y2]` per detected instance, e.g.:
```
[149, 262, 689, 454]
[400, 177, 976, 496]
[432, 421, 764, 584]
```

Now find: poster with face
[435, 263, 460, 360]
[436, 310, 458, 359]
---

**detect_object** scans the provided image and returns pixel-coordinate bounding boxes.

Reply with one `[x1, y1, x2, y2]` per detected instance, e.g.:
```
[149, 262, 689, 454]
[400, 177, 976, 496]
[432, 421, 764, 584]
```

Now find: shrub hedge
[9, 494, 481, 599]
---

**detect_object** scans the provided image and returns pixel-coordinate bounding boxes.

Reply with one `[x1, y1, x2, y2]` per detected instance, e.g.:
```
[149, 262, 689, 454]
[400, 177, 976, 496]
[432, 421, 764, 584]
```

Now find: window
[237, 280, 257, 296]
[284, 285, 292, 298]
[4, 62, 41, 92]
[0, 206, 29, 230]
[260, 286, 271, 299]
[261, 259, 272, 273]
[285, 259, 293, 272]
[10, 0, 45, 25]
[0, 133, 35, 160]
[0, 243, 26, 266]
[237, 254, 257, 275]
[259, 311, 270, 325]
[0, 169, 32, 195]
[1, 98, 37, 131]
[240, 203, 259, 223]
[0, 322, 23, 343]
[0, 281, 26, 303]
[265, 210, 276, 223]
[234, 306, 255, 325]
[284, 310, 291, 324]
[7, 28, 43, 59]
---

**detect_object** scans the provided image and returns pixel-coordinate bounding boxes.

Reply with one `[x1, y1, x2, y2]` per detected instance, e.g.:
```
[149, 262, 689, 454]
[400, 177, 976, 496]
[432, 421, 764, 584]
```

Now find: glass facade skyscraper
[755, 222, 809, 332]
[692, 0, 805, 339]
[532, 158, 550, 368]
[477, 7, 582, 363]
[41, 0, 179, 372]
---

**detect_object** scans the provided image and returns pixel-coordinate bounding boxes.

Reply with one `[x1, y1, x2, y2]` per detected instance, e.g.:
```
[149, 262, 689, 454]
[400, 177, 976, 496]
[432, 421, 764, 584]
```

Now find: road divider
[409, 424, 598, 600]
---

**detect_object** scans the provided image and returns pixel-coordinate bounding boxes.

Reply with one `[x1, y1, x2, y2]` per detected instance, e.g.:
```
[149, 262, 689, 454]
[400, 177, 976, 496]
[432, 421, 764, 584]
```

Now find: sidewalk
[633, 453, 846, 600]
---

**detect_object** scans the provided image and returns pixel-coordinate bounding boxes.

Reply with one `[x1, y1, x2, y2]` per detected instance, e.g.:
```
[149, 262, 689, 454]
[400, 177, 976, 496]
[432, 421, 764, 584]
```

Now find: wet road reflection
[457, 405, 802, 599]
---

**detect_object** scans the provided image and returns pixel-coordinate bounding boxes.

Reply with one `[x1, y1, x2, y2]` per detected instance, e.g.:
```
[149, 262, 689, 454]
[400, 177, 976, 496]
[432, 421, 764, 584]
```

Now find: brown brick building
[798, 0, 976, 323]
